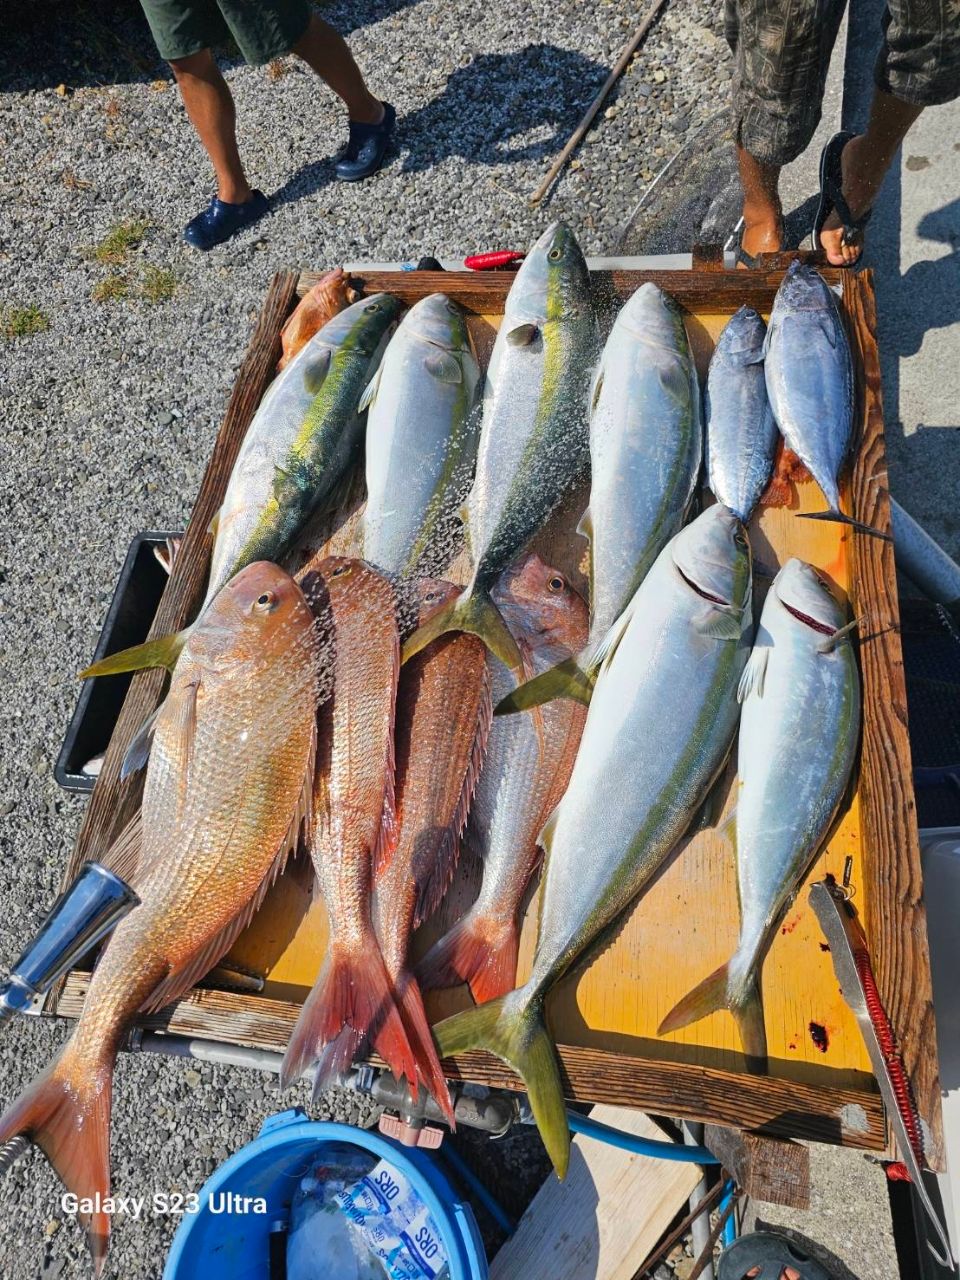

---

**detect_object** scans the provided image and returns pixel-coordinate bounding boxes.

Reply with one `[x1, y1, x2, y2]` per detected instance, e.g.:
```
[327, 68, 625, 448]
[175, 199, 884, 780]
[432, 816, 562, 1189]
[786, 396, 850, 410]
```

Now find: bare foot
[819, 134, 875, 266]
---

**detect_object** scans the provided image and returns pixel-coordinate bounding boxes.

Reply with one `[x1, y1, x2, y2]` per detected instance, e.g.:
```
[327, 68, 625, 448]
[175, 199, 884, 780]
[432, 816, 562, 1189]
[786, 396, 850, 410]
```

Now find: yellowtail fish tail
[394, 971, 456, 1128]
[796, 510, 893, 543]
[79, 628, 191, 679]
[432, 991, 570, 1178]
[416, 909, 520, 1004]
[0, 1041, 114, 1275]
[281, 940, 419, 1096]
[402, 588, 523, 682]
[658, 962, 768, 1065]
[494, 655, 596, 717]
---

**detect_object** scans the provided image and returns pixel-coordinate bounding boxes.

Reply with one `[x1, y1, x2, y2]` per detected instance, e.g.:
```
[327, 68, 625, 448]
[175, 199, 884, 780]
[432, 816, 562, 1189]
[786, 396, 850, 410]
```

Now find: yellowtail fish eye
[548, 247, 563, 262]
[548, 575, 565, 592]
[446, 301, 459, 315]
[365, 302, 381, 313]
[253, 590, 277, 613]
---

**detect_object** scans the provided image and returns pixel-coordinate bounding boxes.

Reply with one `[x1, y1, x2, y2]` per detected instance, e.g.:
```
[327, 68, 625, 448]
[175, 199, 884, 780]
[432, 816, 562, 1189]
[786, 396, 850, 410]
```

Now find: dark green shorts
[140, 0, 312, 65]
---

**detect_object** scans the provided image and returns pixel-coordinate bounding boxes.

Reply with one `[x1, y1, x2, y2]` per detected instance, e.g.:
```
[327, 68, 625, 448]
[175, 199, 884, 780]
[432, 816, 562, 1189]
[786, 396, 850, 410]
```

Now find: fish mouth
[782, 602, 835, 635]
[677, 566, 729, 607]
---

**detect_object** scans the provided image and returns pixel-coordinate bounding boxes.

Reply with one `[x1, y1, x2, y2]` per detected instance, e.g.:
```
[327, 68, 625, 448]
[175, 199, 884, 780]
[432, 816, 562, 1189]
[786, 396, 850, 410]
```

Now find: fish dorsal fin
[371, 623, 401, 881]
[120, 705, 163, 781]
[737, 645, 769, 702]
[695, 607, 743, 641]
[303, 347, 333, 396]
[716, 800, 737, 852]
[413, 660, 493, 929]
[140, 717, 316, 1014]
[101, 810, 145, 889]
[358, 361, 384, 413]
[576, 506, 593, 542]
[424, 351, 463, 384]
[506, 322, 539, 347]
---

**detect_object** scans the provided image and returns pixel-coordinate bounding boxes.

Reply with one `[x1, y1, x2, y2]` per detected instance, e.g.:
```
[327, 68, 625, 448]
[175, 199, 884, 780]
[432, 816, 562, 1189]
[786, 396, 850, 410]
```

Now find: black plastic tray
[55, 532, 180, 792]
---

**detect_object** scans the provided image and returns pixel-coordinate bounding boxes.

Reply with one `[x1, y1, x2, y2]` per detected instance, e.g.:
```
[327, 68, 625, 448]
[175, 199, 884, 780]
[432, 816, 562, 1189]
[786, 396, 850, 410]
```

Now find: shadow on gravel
[2, 0, 421, 91]
[270, 44, 609, 210]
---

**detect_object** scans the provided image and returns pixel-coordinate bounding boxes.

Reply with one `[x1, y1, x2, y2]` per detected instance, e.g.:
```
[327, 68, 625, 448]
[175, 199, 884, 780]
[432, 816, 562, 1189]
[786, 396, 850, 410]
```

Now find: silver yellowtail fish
[659, 558, 860, 1061]
[361, 294, 482, 578]
[497, 282, 701, 714]
[763, 262, 885, 540]
[432, 505, 753, 1176]
[83, 293, 403, 680]
[705, 306, 777, 522]
[402, 223, 600, 677]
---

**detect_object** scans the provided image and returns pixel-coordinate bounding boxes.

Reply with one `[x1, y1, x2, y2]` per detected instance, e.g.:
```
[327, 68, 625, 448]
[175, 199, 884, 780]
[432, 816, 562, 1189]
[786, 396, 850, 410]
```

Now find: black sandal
[812, 130, 872, 268]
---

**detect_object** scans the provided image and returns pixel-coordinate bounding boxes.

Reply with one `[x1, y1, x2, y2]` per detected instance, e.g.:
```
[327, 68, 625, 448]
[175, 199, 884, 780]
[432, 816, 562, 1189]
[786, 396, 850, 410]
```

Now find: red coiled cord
[853, 947, 924, 1180]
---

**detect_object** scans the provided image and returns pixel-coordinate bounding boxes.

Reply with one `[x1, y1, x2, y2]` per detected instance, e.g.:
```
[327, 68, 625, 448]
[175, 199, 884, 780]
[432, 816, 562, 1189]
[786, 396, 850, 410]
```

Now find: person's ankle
[348, 97, 385, 127]
[217, 183, 253, 205]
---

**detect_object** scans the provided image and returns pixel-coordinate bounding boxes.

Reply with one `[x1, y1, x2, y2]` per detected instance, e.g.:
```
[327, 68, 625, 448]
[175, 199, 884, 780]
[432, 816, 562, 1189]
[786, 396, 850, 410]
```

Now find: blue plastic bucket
[163, 1108, 487, 1280]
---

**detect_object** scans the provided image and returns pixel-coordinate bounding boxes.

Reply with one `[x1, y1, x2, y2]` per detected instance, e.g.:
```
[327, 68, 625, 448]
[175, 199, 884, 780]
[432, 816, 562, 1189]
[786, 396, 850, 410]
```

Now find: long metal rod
[890, 498, 960, 607]
[685, 1121, 715, 1280]
[529, 0, 670, 204]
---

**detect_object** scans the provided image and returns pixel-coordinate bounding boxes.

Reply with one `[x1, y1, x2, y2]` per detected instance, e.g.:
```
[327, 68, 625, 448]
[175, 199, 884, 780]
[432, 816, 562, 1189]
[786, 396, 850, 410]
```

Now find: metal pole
[684, 1121, 715, 1280]
[890, 499, 960, 608]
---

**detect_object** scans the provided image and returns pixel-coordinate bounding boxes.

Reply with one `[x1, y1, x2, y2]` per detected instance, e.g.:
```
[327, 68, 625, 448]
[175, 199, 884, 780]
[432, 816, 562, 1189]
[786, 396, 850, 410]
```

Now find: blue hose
[719, 1179, 738, 1247]
[438, 1141, 517, 1237]
[566, 1111, 720, 1163]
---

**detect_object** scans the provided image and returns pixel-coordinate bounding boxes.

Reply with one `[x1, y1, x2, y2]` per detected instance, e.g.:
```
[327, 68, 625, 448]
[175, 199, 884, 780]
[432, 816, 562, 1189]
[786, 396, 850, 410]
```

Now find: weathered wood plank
[297, 263, 844, 315]
[489, 1106, 701, 1280]
[703, 1124, 810, 1209]
[843, 269, 944, 1168]
[53, 972, 887, 1150]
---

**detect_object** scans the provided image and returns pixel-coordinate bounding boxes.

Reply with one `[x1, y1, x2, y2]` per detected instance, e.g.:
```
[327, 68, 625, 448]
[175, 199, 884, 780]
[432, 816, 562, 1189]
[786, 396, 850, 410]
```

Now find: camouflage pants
[726, 0, 960, 165]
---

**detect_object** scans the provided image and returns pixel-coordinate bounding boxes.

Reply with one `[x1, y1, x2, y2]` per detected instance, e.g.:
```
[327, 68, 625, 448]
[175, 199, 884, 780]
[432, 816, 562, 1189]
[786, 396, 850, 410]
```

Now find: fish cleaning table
[46, 255, 944, 1169]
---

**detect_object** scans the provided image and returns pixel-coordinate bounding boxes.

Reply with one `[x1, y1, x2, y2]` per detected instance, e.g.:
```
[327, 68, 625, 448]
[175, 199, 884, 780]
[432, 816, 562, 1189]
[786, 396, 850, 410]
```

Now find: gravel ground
[0, 2, 908, 1276]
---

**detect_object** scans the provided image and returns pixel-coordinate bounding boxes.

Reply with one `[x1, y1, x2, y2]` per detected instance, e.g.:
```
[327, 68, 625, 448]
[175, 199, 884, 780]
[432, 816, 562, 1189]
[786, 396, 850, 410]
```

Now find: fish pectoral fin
[432, 993, 571, 1178]
[423, 351, 463, 384]
[120, 706, 162, 780]
[101, 810, 145, 888]
[656, 359, 693, 409]
[207, 508, 221, 541]
[357, 360, 383, 412]
[505, 322, 539, 347]
[694, 607, 743, 642]
[79, 629, 189, 679]
[817, 616, 862, 653]
[815, 310, 839, 349]
[303, 346, 333, 396]
[575, 506, 592, 542]
[537, 806, 560, 854]
[590, 599, 637, 671]
[715, 802, 737, 851]
[737, 645, 769, 702]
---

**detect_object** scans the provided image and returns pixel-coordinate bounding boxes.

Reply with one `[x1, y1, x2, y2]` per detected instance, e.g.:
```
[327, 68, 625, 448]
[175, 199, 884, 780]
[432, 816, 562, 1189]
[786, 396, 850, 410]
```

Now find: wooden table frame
[45, 256, 944, 1168]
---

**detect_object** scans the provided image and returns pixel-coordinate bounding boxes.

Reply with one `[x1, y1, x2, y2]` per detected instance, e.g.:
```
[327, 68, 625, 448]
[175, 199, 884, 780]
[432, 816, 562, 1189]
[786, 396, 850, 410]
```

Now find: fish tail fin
[494, 655, 596, 717]
[0, 1041, 114, 1274]
[281, 940, 418, 1095]
[433, 991, 570, 1177]
[416, 909, 520, 1004]
[797, 510, 893, 543]
[659, 963, 768, 1066]
[402, 588, 523, 681]
[79, 628, 190, 679]
[394, 971, 455, 1128]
